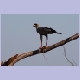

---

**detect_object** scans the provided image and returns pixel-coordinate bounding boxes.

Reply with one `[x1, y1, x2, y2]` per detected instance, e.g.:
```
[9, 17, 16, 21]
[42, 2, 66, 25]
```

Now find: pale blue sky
[1, 14, 79, 66]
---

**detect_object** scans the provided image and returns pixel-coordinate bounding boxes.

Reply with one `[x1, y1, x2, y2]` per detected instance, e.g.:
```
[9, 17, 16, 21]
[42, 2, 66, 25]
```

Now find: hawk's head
[33, 23, 39, 28]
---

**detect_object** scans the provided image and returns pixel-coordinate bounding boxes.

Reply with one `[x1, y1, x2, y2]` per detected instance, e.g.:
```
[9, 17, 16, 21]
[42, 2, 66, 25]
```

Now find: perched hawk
[33, 23, 62, 48]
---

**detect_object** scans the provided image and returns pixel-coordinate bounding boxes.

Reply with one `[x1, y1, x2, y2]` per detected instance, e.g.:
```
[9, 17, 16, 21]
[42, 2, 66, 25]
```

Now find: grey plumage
[37, 27, 62, 35]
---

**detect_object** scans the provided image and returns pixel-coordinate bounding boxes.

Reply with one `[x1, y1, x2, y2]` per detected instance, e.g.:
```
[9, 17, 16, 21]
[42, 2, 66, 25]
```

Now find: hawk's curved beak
[33, 25, 35, 27]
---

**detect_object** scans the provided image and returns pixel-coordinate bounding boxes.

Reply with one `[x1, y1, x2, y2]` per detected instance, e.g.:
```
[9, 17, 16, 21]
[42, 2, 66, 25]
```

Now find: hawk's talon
[43, 46, 48, 49]
[46, 46, 48, 48]
[39, 46, 43, 49]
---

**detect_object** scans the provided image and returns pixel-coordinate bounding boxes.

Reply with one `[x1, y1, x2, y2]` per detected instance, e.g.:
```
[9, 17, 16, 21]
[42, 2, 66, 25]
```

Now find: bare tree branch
[1, 33, 79, 66]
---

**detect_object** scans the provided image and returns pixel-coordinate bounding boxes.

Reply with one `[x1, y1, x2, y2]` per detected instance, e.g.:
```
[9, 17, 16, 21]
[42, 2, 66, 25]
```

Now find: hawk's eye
[34, 24, 37, 25]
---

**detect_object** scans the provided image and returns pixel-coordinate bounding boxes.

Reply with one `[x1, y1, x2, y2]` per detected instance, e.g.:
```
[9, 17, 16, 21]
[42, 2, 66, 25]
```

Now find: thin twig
[63, 46, 76, 66]
[43, 52, 49, 65]
[72, 59, 77, 66]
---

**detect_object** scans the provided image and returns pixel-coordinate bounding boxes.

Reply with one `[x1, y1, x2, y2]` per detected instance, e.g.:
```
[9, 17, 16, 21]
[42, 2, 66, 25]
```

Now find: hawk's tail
[49, 28, 62, 34]
[56, 32, 62, 34]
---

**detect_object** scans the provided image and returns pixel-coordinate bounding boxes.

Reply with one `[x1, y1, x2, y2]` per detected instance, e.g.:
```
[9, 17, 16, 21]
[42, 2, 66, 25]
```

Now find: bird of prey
[33, 23, 62, 48]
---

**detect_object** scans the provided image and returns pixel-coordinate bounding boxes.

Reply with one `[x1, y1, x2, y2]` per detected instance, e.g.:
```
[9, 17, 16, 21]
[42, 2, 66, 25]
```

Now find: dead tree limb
[1, 33, 79, 66]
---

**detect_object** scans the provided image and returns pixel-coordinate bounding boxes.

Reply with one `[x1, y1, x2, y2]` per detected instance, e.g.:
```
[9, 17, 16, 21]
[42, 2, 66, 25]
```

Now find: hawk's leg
[45, 34, 48, 48]
[39, 34, 43, 49]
